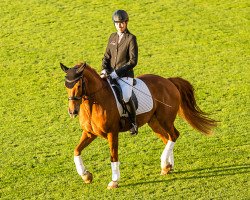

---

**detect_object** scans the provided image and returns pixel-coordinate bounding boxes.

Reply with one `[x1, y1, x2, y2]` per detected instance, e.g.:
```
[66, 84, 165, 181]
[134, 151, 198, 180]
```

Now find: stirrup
[130, 123, 138, 135]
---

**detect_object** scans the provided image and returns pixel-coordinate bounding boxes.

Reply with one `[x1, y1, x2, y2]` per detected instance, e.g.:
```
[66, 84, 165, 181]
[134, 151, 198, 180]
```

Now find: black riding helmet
[112, 10, 129, 23]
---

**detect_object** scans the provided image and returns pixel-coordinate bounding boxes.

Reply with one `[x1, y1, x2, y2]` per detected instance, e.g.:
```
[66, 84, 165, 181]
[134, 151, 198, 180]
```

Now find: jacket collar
[117, 29, 129, 46]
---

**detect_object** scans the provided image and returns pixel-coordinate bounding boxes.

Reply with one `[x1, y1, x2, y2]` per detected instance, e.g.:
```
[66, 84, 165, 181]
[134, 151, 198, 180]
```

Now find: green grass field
[1, 0, 249, 199]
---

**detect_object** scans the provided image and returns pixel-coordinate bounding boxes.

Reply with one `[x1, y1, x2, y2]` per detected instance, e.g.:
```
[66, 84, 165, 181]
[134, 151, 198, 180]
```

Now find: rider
[100, 10, 138, 135]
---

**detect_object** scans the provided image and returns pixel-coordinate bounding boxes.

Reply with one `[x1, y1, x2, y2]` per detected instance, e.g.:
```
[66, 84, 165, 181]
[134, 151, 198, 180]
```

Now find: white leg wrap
[168, 150, 174, 169]
[161, 141, 175, 168]
[74, 156, 86, 176]
[111, 162, 120, 181]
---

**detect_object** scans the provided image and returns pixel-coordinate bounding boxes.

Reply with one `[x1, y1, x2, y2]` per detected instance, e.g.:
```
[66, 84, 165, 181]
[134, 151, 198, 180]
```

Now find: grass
[0, 0, 249, 199]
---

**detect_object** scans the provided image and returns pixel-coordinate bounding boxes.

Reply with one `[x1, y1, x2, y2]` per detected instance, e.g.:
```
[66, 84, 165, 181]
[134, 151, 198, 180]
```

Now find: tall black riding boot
[126, 98, 138, 135]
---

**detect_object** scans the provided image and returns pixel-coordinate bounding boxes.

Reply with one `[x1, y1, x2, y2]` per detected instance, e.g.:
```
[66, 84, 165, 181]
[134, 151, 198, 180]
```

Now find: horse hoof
[107, 181, 118, 189]
[161, 164, 173, 175]
[81, 171, 93, 183]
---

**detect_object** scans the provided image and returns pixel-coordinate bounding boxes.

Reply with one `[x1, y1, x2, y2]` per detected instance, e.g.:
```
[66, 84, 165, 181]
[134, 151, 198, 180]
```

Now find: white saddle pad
[108, 78, 153, 117]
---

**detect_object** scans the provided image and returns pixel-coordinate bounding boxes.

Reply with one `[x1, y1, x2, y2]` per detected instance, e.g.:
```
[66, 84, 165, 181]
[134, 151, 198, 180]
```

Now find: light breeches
[117, 77, 133, 103]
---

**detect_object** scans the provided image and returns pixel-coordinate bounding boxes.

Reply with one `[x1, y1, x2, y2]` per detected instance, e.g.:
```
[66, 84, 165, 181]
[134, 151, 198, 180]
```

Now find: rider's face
[114, 21, 127, 33]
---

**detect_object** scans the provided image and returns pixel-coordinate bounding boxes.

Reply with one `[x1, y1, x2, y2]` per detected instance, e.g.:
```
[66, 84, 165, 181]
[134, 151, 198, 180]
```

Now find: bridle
[68, 95, 82, 101]
[66, 76, 86, 101]
[65, 66, 109, 102]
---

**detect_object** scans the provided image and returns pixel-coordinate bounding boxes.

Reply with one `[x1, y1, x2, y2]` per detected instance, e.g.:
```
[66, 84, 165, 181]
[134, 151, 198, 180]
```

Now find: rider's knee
[123, 95, 130, 103]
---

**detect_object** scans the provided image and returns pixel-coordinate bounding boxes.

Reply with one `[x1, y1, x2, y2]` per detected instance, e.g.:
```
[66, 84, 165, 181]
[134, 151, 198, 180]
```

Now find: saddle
[109, 77, 138, 115]
[107, 77, 153, 131]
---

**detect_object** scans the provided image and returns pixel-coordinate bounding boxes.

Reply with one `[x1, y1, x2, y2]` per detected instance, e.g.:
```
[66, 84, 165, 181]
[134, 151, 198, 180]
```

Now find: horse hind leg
[148, 116, 180, 175]
[167, 127, 179, 167]
[160, 126, 180, 175]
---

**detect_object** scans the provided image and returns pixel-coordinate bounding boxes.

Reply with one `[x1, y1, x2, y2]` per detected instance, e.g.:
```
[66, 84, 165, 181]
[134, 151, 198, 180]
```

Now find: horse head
[61, 62, 86, 118]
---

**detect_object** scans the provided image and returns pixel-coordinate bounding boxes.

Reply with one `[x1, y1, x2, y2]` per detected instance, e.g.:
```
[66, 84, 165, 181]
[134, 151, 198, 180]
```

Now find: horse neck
[83, 66, 104, 96]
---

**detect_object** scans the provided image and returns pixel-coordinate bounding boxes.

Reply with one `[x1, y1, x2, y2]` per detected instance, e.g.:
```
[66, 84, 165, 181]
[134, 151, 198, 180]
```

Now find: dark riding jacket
[102, 30, 138, 78]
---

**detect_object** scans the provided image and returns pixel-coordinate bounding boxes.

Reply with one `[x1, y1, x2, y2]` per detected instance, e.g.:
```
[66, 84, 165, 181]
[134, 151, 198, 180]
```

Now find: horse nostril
[73, 110, 78, 115]
[68, 109, 78, 115]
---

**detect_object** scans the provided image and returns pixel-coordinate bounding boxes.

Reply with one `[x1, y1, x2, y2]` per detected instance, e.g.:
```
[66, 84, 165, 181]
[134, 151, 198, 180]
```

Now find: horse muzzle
[68, 108, 79, 118]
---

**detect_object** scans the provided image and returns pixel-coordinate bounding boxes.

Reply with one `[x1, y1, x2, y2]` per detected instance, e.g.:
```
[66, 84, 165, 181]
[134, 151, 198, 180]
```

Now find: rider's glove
[110, 71, 118, 79]
[100, 69, 108, 78]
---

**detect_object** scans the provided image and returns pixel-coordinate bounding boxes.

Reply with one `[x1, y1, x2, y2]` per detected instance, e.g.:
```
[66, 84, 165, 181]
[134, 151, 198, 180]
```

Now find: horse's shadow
[121, 164, 250, 187]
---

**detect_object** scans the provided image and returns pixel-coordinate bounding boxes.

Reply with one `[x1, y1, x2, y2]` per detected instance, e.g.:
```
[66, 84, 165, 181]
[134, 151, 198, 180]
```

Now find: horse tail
[169, 77, 217, 135]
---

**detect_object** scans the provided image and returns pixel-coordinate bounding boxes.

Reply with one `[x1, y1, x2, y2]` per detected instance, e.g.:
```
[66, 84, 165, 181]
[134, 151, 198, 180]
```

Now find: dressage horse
[60, 62, 217, 189]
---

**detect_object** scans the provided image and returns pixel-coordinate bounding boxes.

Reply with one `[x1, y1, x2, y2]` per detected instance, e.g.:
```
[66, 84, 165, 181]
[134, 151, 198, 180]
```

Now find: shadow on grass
[121, 164, 250, 187]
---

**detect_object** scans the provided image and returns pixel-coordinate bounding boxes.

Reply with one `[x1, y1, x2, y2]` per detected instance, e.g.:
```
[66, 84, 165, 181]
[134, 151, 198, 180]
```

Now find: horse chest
[80, 111, 107, 135]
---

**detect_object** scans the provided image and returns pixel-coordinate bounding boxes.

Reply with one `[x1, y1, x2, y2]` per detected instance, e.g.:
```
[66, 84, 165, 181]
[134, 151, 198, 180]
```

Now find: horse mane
[73, 62, 102, 80]
[75, 62, 102, 80]
[85, 64, 102, 80]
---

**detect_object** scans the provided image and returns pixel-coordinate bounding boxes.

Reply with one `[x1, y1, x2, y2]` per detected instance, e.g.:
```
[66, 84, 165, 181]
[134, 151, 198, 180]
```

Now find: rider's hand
[110, 71, 118, 79]
[100, 69, 108, 78]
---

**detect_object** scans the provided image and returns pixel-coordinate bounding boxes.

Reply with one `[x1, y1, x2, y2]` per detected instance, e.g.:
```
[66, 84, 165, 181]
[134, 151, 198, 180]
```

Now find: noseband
[68, 96, 82, 101]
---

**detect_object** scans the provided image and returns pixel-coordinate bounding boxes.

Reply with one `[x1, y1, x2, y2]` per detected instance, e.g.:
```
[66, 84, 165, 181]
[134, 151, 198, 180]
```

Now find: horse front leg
[74, 131, 96, 183]
[107, 132, 120, 189]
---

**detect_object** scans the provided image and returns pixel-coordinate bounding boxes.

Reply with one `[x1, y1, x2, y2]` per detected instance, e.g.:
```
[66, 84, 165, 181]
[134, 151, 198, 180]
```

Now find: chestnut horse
[60, 62, 217, 189]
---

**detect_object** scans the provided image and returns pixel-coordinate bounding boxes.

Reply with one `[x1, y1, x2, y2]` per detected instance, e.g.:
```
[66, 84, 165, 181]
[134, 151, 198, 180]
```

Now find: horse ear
[76, 62, 86, 74]
[60, 63, 69, 73]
